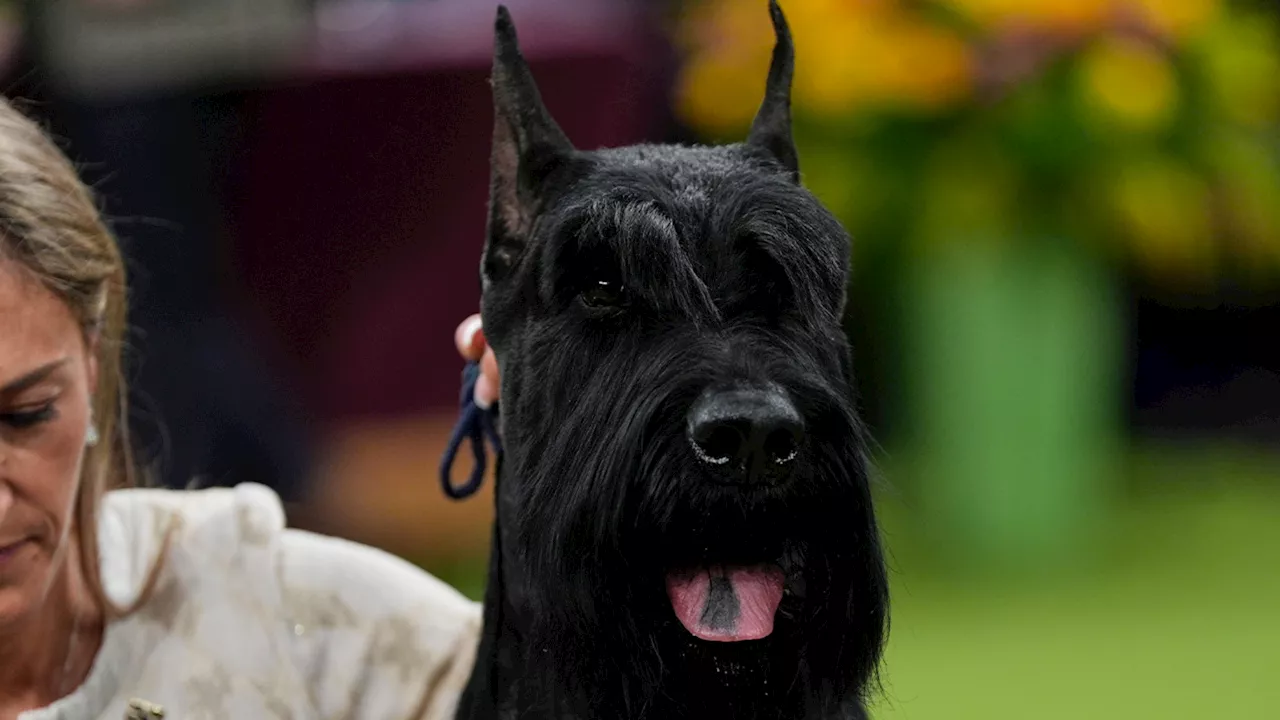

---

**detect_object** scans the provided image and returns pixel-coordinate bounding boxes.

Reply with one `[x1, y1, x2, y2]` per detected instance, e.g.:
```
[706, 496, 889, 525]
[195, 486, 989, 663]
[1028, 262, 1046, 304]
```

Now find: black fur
[457, 3, 889, 718]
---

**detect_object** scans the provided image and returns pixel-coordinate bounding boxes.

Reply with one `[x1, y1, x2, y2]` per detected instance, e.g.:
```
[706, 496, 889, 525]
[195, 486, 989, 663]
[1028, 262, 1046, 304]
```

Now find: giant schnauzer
[456, 2, 889, 718]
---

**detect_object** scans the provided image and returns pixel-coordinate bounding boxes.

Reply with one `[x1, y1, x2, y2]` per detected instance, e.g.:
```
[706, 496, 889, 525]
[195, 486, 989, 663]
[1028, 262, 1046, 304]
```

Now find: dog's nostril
[696, 424, 745, 464]
[762, 428, 799, 465]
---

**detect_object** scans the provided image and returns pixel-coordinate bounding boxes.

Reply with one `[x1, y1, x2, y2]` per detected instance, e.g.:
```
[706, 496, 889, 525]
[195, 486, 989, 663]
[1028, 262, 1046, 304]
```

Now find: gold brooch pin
[124, 698, 165, 719]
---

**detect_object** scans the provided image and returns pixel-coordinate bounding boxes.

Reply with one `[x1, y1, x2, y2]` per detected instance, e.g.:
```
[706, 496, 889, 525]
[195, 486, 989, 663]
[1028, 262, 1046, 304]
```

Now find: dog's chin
[662, 546, 807, 645]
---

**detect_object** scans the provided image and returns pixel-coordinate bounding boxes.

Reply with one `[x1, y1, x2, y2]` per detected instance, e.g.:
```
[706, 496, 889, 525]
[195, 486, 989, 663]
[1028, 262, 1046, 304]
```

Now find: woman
[0, 98, 483, 719]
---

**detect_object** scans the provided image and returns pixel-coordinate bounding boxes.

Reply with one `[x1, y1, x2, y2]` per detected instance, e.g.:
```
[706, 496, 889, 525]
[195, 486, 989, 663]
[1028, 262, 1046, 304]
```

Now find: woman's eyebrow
[0, 358, 69, 395]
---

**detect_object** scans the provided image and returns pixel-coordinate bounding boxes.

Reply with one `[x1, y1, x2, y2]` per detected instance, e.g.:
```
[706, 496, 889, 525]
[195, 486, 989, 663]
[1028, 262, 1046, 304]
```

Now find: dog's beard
[499, 335, 888, 718]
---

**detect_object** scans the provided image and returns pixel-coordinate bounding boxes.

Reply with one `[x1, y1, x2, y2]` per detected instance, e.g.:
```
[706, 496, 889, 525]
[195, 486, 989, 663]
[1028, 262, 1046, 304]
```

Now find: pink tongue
[665, 565, 785, 642]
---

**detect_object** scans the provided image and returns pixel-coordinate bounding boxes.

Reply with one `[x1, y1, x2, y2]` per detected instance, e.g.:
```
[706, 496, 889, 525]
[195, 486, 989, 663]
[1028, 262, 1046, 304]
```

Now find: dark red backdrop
[225, 5, 671, 423]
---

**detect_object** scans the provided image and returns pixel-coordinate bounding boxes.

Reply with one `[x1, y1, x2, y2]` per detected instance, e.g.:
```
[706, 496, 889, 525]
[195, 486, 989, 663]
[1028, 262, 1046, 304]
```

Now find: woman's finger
[455, 314, 486, 361]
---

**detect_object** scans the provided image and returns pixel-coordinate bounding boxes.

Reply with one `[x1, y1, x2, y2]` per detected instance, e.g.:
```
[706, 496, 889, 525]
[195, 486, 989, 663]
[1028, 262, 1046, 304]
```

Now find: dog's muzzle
[686, 383, 804, 485]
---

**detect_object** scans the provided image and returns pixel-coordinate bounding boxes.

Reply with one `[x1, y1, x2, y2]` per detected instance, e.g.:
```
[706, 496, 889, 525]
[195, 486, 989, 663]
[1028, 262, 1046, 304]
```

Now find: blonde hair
[0, 96, 160, 618]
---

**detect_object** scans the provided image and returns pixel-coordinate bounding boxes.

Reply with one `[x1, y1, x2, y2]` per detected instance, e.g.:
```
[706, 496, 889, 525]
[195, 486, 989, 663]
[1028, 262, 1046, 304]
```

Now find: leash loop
[440, 360, 502, 499]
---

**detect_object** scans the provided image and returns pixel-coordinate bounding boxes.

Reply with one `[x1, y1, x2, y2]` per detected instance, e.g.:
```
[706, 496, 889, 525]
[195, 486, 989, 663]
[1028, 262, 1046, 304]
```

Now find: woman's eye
[0, 402, 57, 429]
[580, 279, 626, 309]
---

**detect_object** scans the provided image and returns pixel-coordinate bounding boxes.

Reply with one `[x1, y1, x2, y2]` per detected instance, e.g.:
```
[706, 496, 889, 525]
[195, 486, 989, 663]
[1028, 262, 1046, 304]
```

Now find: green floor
[872, 443, 1280, 719]
[426, 441, 1280, 719]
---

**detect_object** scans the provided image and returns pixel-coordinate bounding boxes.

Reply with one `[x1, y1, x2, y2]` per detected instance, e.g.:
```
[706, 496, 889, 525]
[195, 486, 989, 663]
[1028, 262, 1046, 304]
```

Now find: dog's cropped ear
[483, 5, 575, 286]
[746, 0, 799, 183]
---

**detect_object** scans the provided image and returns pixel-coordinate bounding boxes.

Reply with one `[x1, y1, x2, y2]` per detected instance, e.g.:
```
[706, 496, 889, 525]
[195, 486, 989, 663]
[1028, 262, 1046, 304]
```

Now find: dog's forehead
[587, 143, 772, 206]
[558, 143, 849, 263]
[536, 142, 850, 319]
[560, 142, 836, 251]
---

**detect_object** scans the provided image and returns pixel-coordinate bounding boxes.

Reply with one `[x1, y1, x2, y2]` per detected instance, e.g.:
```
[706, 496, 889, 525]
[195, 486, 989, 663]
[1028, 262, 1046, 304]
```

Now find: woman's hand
[454, 314, 500, 409]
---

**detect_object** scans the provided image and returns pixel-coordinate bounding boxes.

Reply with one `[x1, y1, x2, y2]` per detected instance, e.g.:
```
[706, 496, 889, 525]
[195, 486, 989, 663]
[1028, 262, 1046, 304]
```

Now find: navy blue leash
[440, 360, 503, 499]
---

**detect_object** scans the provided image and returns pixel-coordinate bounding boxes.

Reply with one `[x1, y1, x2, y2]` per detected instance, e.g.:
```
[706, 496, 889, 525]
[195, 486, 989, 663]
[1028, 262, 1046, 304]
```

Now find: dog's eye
[579, 279, 626, 309]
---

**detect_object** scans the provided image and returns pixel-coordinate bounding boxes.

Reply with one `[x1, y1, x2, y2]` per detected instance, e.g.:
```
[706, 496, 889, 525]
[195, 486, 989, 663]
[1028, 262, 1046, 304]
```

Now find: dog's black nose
[687, 385, 804, 484]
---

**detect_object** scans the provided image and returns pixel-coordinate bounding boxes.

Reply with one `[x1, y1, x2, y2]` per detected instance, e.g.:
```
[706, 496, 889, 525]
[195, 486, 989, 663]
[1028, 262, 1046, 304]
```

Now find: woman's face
[0, 260, 96, 624]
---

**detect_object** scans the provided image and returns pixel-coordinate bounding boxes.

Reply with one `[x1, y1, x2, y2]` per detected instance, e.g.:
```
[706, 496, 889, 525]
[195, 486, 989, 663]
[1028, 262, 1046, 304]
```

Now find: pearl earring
[86, 417, 100, 447]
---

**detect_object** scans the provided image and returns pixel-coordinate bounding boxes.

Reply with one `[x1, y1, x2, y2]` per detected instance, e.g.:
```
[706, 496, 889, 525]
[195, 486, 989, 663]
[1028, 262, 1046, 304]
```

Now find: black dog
[457, 3, 889, 718]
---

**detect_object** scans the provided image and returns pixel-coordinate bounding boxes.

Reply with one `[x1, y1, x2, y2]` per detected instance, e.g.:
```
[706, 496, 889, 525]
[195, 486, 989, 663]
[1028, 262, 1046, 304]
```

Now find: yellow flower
[792, 10, 884, 116]
[788, 0, 920, 116]
[1078, 36, 1180, 133]
[1125, 0, 1222, 42]
[879, 18, 975, 111]
[677, 0, 974, 126]
[675, 52, 773, 138]
[794, 8, 975, 116]
[1109, 157, 1216, 283]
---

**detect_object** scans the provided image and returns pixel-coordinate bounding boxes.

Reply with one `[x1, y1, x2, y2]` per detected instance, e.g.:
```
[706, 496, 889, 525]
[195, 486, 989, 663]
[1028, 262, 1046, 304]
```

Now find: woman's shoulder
[100, 483, 483, 719]
[276, 529, 483, 718]
[99, 482, 287, 607]
[102, 482, 483, 624]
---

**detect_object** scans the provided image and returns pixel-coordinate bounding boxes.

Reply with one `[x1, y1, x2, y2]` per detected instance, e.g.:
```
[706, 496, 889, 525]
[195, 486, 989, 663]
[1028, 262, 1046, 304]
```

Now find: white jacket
[21, 483, 482, 720]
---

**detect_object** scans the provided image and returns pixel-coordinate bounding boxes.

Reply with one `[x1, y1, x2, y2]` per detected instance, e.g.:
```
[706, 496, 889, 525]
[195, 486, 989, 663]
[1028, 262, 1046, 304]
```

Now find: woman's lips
[0, 538, 32, 561]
